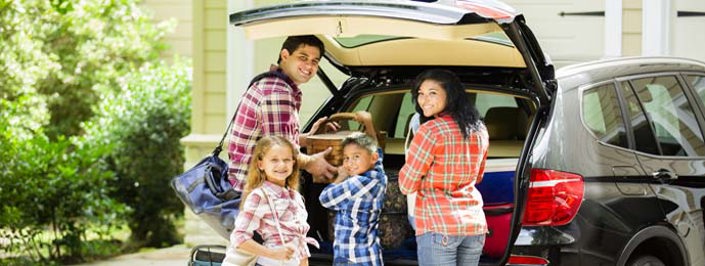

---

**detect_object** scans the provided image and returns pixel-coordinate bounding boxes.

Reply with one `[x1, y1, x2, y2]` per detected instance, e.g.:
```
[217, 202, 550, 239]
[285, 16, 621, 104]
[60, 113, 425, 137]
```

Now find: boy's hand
[354, 111, 372, 125]
[333, 166, 350, 184]
[354, 111, 377, 142]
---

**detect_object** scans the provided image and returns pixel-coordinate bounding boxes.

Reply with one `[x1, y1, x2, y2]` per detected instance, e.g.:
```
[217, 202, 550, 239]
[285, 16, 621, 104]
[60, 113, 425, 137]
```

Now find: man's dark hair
[277, 35, 325, 64]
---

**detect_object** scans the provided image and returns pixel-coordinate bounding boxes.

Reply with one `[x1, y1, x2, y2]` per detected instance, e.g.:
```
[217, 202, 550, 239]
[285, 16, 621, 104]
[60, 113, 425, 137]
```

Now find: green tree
[1, 0, 191, 263]
[0, 99, 125, 265]
[82, 58, 192, 249]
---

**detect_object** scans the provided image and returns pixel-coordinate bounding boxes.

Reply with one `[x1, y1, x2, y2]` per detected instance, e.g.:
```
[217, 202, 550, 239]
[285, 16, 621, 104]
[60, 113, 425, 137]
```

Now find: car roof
[556, 56, 705, 90]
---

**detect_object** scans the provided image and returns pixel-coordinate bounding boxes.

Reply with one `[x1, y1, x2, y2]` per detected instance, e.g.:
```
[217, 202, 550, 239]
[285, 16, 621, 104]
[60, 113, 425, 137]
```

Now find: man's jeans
[416, 232, 485, 266]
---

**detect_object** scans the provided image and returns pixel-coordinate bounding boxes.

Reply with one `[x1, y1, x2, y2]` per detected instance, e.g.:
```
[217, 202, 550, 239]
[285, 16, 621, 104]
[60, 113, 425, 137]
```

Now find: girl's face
[417, 79, 447, 117]
[257, 144, 295, 187]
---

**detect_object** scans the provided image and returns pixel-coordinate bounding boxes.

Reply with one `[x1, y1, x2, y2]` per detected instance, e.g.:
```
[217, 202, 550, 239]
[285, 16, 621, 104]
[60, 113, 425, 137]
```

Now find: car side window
[687, 74, 705, 107]
[620, 81, 660, 154]
[629, 76, 705, 156]
[475, 93, 518, 116]
[582, 83, 629, 148]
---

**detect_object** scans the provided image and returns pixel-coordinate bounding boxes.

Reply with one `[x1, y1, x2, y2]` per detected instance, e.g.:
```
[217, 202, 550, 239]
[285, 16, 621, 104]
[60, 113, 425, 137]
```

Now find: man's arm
[299, 116, 341, 146]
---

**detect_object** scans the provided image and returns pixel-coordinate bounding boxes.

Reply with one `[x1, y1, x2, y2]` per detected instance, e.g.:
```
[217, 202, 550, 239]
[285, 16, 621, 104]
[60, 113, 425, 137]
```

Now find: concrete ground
[72, 245, 192, 266]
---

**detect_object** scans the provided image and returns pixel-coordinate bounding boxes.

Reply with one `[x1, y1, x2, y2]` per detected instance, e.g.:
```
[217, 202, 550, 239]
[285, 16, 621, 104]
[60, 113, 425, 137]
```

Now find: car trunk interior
[302, 86, 533, 263]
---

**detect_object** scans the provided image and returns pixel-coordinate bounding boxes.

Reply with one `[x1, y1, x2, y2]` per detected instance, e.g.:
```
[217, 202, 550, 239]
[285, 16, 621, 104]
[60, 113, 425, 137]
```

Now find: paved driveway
[72, 245, 191, 266]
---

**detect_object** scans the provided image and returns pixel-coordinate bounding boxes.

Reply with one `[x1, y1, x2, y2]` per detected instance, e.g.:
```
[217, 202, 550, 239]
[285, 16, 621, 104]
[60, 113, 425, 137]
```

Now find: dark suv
[229, 1, 705, 265]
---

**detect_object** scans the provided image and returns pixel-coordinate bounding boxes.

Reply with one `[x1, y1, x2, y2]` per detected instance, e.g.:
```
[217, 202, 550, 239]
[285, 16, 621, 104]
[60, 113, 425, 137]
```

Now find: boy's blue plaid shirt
[319, 148, 387, 265]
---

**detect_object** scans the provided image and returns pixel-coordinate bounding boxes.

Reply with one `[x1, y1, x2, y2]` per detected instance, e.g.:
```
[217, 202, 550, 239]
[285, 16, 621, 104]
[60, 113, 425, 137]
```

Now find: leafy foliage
[0, 107, 125, 265]
[82, 58, 192, 249]
[0, 0, 192, 263]
[1, 0, 173, 138]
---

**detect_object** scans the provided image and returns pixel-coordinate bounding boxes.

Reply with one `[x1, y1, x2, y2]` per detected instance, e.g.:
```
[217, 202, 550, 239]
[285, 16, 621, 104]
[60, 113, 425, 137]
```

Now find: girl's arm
[237, 239, 293, 261]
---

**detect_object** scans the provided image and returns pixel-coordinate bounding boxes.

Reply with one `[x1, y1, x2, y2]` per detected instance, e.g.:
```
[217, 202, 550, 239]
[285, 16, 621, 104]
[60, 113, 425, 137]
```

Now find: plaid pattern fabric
[227, 70, 301, 191]
[399, 115, 489, 236]
[231, 181, 319, 261]
[319, 148, 387, 265]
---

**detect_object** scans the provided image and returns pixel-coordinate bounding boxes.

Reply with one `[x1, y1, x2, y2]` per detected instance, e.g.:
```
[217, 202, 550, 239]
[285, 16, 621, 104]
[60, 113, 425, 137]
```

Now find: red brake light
[507, 255, 549, 265]
[523, 169, 584, 226]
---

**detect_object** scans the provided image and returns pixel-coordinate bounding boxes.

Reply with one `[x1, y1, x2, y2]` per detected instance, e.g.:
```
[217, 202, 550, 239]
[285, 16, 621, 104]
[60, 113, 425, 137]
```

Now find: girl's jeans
[416, 232, 485, 266]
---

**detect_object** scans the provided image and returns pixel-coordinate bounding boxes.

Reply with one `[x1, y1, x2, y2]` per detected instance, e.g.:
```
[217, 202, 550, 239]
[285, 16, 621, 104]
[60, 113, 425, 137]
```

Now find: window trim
[614, 72, 705, 158]
[578, 79, 631, 150]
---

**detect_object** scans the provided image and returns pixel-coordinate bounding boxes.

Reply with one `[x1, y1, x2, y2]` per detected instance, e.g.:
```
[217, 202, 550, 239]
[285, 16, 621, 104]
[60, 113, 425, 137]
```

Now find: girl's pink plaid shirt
[230, 181, 319, 260]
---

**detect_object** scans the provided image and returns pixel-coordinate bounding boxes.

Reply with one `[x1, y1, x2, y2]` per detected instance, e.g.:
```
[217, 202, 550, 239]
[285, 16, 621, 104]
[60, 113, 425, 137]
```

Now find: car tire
[627, 255, 665, 266]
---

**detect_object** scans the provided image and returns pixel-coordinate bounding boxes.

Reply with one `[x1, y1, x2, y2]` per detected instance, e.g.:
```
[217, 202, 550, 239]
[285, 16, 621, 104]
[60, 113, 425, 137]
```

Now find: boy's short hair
[341, 132, 377, 154]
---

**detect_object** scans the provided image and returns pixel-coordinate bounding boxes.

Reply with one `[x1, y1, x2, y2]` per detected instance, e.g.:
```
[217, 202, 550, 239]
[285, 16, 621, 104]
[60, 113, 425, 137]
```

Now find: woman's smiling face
[417, 79, 447, 117]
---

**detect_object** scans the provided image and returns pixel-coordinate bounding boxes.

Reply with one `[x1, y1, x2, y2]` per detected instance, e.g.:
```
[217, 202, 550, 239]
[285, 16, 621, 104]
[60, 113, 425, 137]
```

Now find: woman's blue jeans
[416, 232, 485, 266]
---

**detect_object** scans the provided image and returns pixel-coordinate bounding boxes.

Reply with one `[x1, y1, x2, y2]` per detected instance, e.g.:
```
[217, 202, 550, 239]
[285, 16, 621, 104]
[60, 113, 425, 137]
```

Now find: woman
[399, 69, 489, 265]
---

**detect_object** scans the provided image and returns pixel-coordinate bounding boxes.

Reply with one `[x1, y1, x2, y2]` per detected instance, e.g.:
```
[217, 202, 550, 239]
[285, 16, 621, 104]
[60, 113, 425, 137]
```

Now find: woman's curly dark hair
[411, 69, 482, 139]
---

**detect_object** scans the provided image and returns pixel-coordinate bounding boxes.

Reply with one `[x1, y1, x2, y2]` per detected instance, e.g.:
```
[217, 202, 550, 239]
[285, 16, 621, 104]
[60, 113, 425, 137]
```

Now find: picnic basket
[305, 112, 385, 167]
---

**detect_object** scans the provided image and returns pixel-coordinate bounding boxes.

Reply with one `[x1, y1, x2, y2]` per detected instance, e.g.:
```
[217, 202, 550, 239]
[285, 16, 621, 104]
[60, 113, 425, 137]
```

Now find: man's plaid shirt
[227, 70, 301, 191]
[399, 115, 489, 237]
[319, 148, 387, 265]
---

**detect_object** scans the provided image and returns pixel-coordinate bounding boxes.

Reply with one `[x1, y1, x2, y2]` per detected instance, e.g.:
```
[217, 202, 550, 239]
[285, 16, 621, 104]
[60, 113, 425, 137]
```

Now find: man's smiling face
[279, 44, 321, 85]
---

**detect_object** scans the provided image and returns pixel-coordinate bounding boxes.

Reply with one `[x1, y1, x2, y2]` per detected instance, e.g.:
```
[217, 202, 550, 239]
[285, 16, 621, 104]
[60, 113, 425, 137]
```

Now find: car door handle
[651, 169, 677, 180]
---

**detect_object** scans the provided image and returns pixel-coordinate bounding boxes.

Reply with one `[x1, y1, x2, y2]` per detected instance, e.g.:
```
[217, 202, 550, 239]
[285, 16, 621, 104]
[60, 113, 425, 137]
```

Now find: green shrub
[0, 0, 190, 263]
[0, 100, 126, 265]
[82, 58, 192, 249]
[1, 0, 173, 139]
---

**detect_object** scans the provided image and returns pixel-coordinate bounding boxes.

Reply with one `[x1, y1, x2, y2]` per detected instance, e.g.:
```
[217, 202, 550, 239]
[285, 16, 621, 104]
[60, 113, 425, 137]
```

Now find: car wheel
[627, 255, 665, 266]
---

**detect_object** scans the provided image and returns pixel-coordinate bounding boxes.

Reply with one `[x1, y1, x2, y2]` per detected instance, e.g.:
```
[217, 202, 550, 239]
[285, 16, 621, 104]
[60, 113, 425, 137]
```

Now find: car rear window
[343, 89, 531, 158]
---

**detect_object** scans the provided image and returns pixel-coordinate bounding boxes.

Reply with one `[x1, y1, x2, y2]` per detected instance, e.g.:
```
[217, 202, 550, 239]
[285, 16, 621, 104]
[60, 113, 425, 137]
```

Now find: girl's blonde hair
[241, 136, 300, 205]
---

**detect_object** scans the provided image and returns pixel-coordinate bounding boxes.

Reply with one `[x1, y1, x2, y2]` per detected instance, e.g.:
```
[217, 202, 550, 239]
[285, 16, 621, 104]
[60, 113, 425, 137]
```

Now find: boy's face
[279, 44, 321, 85]
[342, 144, 378, 176]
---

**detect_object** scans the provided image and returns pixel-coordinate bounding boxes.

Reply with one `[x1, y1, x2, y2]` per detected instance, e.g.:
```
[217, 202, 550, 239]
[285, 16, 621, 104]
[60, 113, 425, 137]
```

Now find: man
[228, 35, 338, 192]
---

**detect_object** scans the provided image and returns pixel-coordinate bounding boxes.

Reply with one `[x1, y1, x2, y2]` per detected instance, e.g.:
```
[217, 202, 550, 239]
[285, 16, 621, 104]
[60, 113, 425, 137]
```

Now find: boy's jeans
[416, 232, 485, 266]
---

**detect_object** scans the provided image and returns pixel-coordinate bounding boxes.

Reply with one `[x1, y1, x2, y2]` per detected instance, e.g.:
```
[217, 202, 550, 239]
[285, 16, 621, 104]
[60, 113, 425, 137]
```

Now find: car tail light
[522, 169, 584, 226]
[507, 255, 550, 265]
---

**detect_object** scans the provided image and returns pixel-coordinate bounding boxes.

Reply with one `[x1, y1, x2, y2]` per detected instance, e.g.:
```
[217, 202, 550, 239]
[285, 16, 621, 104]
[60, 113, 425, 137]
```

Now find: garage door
[673, 0, 705, 62]
[504, 0, 605, 68]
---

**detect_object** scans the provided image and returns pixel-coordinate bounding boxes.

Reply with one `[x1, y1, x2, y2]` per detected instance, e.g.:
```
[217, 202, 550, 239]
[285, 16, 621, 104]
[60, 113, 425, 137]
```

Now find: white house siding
[141, 0, 193, 58]
[623, 0, 643, 56]
[181, 0, 231, 246]
[673, 0, 705, 62]
[504, 0, 606, 68]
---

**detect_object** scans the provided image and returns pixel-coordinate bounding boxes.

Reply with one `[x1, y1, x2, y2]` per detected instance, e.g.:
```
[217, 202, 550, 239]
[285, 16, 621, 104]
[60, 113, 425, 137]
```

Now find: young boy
[319, 111, 387, 266]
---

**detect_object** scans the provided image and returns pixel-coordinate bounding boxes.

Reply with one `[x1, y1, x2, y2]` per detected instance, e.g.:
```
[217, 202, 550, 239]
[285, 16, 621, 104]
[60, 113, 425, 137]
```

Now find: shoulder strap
[212, 70, 289, 156]
[260, 188, 287, 245]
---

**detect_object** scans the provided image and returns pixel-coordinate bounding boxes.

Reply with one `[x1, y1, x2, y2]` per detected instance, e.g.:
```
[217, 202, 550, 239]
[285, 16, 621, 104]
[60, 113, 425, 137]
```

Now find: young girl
[399, 69, 489, 266]
[223, 136, 319, 266]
